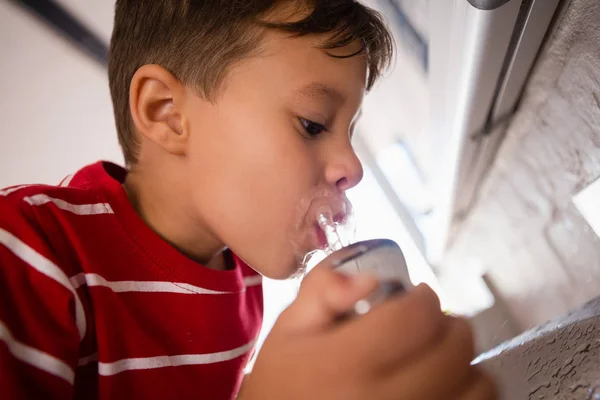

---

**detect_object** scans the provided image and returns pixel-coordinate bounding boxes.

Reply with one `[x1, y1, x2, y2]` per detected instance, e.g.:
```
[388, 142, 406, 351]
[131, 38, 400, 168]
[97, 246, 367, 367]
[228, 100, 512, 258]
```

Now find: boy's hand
[239, 247, 497, 400]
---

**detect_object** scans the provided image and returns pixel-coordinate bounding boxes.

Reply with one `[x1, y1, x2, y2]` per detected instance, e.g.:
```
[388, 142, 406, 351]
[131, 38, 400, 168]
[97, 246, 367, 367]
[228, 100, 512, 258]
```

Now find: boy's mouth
[315, 223, 330, 250]
[314, 210, 352, 251]
[309, 206, 352, 252]
[290, 188, 354, 264]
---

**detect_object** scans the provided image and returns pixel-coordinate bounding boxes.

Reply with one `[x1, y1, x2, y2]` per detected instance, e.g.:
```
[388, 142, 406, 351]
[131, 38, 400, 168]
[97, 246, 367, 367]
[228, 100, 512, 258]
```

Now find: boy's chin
[255, 256, 304, 281]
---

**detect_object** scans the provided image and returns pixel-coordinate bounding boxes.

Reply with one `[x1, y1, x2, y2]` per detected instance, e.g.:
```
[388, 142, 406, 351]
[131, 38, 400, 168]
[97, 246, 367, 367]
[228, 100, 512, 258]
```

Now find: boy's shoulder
[0, 163, 113, 264]
[0, 181, 82, 227]
[1, 172, 103, 224]
[1, 180, 87, 208]
[0, 162, 111, 218]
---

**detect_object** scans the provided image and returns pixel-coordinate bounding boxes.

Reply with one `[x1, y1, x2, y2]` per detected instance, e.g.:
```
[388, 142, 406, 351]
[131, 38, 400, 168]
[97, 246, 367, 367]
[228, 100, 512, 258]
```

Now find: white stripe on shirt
[69, 272, 87, 290]
[70, 272, 232, 295]
[0, 228, 87, 340]
[0, 185, 30, 197]
[243, 275, 263, 287]
[0, 320, 75, 384]
[98, 339, 256, 376]
[23, 194, 114, 215]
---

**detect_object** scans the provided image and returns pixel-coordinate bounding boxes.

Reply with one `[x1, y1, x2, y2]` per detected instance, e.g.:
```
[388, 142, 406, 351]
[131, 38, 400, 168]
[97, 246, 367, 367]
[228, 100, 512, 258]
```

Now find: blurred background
[1, 0, 599, 355]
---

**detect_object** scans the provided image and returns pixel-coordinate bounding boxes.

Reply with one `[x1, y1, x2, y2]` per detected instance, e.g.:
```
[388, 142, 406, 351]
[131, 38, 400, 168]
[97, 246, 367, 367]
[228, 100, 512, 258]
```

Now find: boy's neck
[122, 165, 229, 270]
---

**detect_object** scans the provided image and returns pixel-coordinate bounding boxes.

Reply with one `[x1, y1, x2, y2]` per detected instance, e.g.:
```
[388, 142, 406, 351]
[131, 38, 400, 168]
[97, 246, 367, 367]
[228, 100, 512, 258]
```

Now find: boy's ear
[129, 64, 188, 156]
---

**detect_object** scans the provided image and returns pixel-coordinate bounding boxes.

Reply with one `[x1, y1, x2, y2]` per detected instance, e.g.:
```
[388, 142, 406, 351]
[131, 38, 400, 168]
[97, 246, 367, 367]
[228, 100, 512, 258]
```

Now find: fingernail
[353, 280, 405, 316]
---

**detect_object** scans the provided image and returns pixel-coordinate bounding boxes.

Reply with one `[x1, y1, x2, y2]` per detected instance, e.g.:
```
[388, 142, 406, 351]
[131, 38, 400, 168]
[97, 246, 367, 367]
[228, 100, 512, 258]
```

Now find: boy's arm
[0, 197, 82, 398]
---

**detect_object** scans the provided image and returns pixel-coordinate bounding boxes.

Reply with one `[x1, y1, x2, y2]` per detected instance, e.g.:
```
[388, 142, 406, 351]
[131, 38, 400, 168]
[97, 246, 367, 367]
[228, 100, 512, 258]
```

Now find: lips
[315, 223, 329, 249]
[311, 199, 354, 252]
[309, 195, 352, 226]
[289, 188, 355, 266]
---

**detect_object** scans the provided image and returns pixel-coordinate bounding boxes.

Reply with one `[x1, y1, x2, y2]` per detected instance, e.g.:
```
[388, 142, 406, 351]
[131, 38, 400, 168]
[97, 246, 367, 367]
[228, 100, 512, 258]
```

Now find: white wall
[443, 0, 600, 331]
[0, 1, 121, 188]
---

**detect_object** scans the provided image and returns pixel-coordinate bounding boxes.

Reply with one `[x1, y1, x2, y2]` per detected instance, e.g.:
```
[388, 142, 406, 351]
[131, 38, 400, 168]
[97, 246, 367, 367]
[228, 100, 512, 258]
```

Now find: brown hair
[108, 0, 394, 164]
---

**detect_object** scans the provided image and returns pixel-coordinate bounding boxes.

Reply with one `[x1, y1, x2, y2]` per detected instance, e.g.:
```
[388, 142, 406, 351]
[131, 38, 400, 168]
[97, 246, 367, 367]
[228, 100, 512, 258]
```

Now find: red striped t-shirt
[0, 161, 263, 399]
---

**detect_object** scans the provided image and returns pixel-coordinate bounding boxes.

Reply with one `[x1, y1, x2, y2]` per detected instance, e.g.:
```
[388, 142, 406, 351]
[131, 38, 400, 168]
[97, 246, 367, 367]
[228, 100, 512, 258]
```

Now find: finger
[381, 317, 476, 398]
[333, 284, 445, 369]
[455, 369, 498, 400]
[277, 266, 378, 335]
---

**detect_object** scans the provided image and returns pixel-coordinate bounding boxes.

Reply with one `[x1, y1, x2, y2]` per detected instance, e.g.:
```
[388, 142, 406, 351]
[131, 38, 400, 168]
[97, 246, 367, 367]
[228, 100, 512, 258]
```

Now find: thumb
[277, 266, 378, 335]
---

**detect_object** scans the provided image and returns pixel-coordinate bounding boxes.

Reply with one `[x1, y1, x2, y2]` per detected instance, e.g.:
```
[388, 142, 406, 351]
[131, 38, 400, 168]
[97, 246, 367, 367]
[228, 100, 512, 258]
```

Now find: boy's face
[181, 30, 366, 279]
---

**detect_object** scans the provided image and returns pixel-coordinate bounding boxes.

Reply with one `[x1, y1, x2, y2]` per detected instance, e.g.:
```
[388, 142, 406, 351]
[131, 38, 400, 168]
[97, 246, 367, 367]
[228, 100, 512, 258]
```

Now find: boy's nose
[325, 147, 364, 192]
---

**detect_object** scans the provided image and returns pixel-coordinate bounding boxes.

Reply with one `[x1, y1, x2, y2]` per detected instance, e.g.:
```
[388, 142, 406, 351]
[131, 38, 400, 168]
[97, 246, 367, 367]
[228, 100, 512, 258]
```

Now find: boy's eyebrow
[296, 82, 345, 103]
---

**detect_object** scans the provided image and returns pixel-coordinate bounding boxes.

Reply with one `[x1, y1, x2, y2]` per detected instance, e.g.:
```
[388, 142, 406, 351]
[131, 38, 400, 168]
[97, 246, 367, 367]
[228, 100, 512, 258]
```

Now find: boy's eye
[299, 118, 326, 137]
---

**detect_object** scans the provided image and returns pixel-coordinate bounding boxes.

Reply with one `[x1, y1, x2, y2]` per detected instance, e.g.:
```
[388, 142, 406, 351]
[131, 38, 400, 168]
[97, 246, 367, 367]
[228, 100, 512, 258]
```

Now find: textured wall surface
[444, 0, 600, 333]
[477, 296, 600, 400]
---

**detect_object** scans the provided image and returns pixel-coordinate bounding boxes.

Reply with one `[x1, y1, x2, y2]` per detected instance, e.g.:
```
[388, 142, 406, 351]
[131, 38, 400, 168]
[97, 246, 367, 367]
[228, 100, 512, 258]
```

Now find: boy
[0, 0, 496, 399]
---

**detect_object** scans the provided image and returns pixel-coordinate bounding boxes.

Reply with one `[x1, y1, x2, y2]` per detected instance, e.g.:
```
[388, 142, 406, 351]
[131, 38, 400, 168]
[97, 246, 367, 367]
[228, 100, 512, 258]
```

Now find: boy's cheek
[183, 112, 319, 277]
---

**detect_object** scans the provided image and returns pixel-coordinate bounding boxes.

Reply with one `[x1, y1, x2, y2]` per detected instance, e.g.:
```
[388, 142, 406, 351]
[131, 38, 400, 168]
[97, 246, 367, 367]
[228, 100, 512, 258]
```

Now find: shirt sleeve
[0, 195, 82, 398]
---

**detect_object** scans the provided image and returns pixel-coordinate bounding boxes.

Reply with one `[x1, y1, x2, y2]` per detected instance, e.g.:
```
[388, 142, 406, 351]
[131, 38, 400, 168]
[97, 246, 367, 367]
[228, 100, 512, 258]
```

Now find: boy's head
[108, 0, 393, 278]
